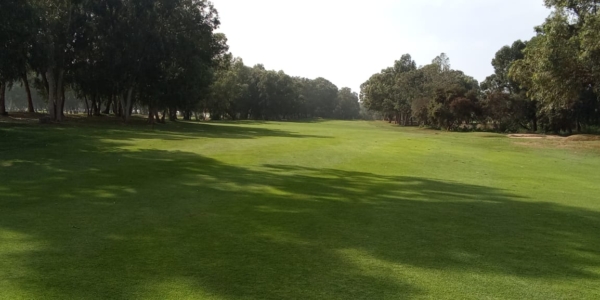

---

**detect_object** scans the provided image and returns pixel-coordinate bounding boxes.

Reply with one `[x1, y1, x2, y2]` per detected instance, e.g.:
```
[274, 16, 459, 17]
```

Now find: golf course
[1, 119, 599, 299]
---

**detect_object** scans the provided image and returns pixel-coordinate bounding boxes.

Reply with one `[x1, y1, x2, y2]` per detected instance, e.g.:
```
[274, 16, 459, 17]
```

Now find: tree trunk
[95, 100, 101, 116]
[103, 96, 112, 115]
[46, 69, 56, 119]
[112, 96, 119, 115]
[84, 96, 91, 116]
[46, 68, 65, 121]
[92, 95, 101, 116]
[125, 87, 133, 121]
[22, 74, 34, 113]
[147, 107, 155, 123]
[117, 99, 123, 117]
[41, 72, 49, 96]
[60, 84, 66, 119]
[156, 110, 161, 123]
[183, 110, 191, 121]
[169, 108, 177, 121]
[120, 87, 133, 122]
[90, 95, 96, 116]
[0, 82, 6, 116]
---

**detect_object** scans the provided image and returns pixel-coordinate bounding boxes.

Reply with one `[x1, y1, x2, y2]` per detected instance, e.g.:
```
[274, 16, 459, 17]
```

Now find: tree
[29, 0, 87, 121]
[509, 1, 600, 133]
[0, 0, 34, 115]
[302, 77, 339, 118]
[334, 88, 360, 119]
[432, 53, 451, 72]
[360, 54, 418, 124]
[361, 53, 482, 129]
[209, 57, 250, 120]
[482, 40, 537, 132]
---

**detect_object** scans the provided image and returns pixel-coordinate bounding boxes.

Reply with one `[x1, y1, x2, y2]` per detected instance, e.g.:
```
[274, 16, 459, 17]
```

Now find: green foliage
[480, 40, 537, 132]
[358, 0, 600, 133]
[334, 88, 360, 119]
[3, 0, 223, 121]
[0, 0, 36, 114]
[361, 54, 480, 130]
[508, 1, 600, 133]
[0, 0, 33, 82]
[204, 57, 360, 120]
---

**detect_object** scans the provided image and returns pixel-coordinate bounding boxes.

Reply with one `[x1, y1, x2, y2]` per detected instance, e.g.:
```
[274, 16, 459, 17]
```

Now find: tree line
[0, 0, 361, 123]
[361, 0, 600, 133]
[206, 57, 359, 121]
[360, 53, 480, 130]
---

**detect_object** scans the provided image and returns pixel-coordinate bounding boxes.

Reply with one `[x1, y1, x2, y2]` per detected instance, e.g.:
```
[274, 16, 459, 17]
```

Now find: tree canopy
[2, 0, 600, 133]
[0, 0, 361, 123]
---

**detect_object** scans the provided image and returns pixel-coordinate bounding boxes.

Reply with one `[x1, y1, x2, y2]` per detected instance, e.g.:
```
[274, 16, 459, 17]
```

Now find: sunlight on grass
[1, 120, 600, 299]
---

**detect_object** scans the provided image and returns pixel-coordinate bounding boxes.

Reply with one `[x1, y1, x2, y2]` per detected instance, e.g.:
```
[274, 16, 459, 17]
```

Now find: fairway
[1, 120, 600, 299]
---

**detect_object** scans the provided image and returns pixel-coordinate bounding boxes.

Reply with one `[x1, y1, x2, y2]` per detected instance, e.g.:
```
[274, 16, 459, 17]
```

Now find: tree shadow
[158, 121, 330, 140]
[0, 120, 331, 146]
[212, 118, 329, 124]
[1, 126, 599, 299]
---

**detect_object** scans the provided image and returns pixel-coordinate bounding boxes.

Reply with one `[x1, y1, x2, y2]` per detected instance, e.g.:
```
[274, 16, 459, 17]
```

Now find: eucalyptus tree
[334, 88, 360, 120]
[510, 0, 600, 132]
[208, 57, 250, 120]
[432, 53, 451, 72]
[156, 3, 226, 122]
[28, 0, 88, 121]
[391, 54, 418, 125]
[361, 53, 481, 129]
[360, 72, 392, 121]
[360, 54, 418, 124]
[254, 70, 297, 119]
[0, 0, 35, 115]
[302, 77, 338, 118]
[481, 40, 537, 131]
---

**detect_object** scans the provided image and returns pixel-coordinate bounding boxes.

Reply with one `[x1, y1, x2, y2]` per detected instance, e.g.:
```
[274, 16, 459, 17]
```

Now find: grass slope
[1, 119, 599, 299]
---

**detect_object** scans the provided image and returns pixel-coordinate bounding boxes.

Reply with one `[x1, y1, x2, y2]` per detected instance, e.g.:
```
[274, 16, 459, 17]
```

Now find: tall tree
[30, 0, 85, 121]
[0, 0, 34, 115]
[482, 40, 538, 131]
[510, 1, 600, 132]
[334, 88, 360, 120]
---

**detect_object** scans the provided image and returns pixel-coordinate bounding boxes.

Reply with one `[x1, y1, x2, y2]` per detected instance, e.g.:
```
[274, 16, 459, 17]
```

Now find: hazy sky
[212, 0, 551, 92]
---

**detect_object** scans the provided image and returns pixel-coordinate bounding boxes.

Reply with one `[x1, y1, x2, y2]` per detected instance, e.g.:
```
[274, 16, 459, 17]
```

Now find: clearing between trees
[1, 119, 599, 299]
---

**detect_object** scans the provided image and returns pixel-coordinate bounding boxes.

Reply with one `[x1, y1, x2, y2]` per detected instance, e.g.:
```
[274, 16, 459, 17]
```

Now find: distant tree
[334, 88, 360, 119]
[302, 77, 339, 118]
[361, 54, 418, 124]
[481, 40, 537, 132]
[362, 53, 481, 130]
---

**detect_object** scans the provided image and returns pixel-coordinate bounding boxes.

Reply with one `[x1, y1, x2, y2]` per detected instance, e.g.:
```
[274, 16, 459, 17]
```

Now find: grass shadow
[0, 125, 599, 298]
[0, 118, 331, 147]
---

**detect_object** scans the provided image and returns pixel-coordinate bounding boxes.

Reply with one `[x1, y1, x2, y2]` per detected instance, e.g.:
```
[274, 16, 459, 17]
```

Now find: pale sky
[212, 0, 551, 93]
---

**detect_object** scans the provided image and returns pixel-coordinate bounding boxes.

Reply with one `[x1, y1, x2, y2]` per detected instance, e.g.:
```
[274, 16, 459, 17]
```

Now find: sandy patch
[565, 134, 600, 142]
[507, 134, 564, 140]
[510, 133, 600, 152]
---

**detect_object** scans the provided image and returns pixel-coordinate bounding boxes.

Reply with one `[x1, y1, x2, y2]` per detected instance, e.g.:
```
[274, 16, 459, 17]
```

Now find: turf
[1, 119, 599, 299]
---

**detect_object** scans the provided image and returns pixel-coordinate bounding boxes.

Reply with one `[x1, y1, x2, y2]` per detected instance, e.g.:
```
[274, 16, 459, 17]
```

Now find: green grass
[1, 119, 600, 299]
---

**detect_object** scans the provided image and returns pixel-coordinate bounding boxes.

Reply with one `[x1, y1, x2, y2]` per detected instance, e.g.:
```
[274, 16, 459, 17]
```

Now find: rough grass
[1, 119, 600, 299]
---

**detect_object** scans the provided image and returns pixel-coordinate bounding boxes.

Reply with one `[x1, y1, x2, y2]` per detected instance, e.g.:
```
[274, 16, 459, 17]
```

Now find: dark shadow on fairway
[152, 121, 331, 140]
[1, 126, 600, 299]
[0, 120, 331, 144]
